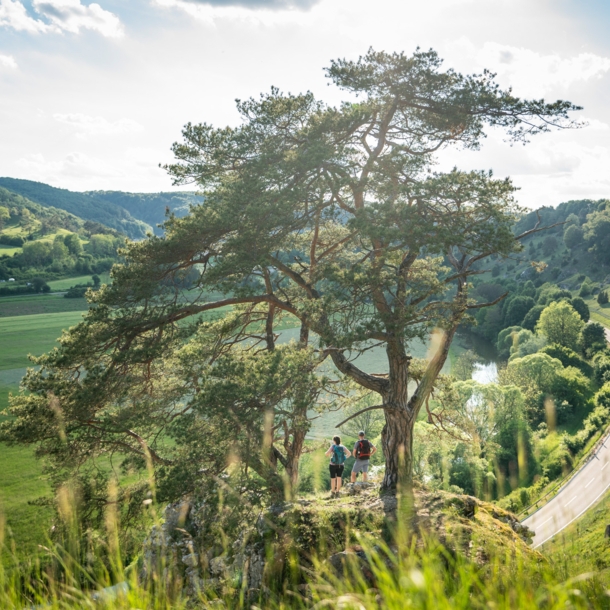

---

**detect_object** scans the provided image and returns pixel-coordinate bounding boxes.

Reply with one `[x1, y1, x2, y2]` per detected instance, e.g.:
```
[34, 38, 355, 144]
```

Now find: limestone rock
[345, 482, 377, 495]
[246, 550, 265, 590]
[181, 552, 198, 568]
[327, 550, 374, 584]
[209, 556, 228, 577]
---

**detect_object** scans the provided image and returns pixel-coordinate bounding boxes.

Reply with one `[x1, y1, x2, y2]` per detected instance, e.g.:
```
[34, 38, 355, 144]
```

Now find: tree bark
[380, 327, 458, 493]
[284, 427, 306, 498]
[381, 406, 414, 492]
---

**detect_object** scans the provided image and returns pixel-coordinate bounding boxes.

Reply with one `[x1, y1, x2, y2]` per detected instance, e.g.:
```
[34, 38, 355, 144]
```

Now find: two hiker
[325, 431, 377, 497]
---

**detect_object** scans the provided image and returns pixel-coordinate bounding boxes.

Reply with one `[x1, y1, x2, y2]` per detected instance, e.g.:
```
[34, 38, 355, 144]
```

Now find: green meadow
[0, 304, 89, 558]
[0, 310, 87, 370]
[46, 271, 110, 292]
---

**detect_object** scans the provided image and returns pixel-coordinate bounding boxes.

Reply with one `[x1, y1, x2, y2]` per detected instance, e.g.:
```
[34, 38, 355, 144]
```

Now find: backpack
[356, 439, 371, 460]
[331, 444, 346, 465]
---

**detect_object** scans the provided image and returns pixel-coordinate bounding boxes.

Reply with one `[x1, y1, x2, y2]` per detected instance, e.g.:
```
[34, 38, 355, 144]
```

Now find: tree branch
[335, 405, 385, 428]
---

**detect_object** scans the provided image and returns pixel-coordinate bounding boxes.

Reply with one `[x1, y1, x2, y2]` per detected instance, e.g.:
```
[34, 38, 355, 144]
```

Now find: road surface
[523, 432, 610, 548]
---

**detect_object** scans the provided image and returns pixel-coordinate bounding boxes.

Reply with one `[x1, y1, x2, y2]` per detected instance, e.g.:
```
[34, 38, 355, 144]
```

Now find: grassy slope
[544, 487, 610, 583]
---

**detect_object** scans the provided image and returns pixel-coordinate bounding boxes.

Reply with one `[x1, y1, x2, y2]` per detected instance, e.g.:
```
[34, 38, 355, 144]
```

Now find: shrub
[539, 344, 593, 378]
[595, 382, 610, 410]
[496, 326, 523, 359]
[550, 366, 592, 413]
[594, 357, 610, 386]
[581, 322, 606, 356]
[569, 296, 589, 322]
[578, 280, 593, 297]
[521, 305, 544, 331]
[504, 296, 535, 327]
[598, 290, 609, 305]
[542, 445, 572, 479]
[0, 234, 25, 247]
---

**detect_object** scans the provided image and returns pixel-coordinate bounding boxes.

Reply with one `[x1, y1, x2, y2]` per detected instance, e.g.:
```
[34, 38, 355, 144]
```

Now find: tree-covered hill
[0, 178, 202, 238]
[0, 186, 85, 235]
[87, 190, 202, 235]
[0, 178, 152, 239]
[0, 187, 124, 284]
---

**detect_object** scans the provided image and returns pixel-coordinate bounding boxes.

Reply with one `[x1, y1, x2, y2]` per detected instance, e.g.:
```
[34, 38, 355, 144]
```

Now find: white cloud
[446, 39, 610, 98]
[0, 0, 123, 37]
[32, 0, 124, 37]
[0, 53, 17, 70]
[52, 113, 144, 138]
[0, 0, 49, 32]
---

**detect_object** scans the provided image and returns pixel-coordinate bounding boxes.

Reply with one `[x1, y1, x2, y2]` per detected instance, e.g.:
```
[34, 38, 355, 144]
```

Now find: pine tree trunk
[285, 428, 306, 498]
[381, 406, 414, 491]
[381, 343, 413, 492]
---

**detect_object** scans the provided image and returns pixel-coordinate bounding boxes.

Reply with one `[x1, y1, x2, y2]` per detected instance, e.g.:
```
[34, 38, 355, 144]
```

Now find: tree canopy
[536, 301, 584, 351]
[1, 48, 581, 502]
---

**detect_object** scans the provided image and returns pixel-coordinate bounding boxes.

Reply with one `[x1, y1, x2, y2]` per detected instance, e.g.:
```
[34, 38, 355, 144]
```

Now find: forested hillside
[437, 197, 610, 512]
[88, 190, 201, 235]
[0, 187, 123, 284]
[0, 178, 152, 239]
[469, 198, 610, 344]
[0, 178, 202, 238]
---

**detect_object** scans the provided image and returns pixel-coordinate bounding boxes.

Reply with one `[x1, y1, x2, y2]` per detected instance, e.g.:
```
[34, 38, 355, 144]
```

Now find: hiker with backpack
[351, 431, 377, 483]
[325, 435, 351, 497]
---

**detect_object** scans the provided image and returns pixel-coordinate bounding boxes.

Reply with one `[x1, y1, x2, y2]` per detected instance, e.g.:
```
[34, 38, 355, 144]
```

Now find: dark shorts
[329, 464, 344, 479]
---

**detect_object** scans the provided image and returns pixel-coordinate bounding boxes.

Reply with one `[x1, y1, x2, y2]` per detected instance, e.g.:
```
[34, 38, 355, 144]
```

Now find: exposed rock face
[142, 485, 538, 601]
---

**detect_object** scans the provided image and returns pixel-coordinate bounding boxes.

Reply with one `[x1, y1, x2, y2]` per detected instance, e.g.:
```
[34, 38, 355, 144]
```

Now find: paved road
[523, 432, 610, 548]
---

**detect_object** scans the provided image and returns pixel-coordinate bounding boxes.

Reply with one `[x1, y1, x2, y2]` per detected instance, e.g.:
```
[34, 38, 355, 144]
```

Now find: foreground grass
[1, 517, 610, 609]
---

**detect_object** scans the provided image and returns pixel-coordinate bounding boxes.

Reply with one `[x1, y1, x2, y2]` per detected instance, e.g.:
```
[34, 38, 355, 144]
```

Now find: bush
[521, 305, 544, 331]
[504, 296, 535, 327]
[550, 366, 592, 413]
[581, 322, 606, 356]
[595, 382, 610, 410]
[579, 281, 592, 298]
[598, 290, 609, 305]
[569, 297, 590, 322]
[594, 357, 610, 386]
[496, 326, 522, 359]
[539, 344, 593, 378]
[542, 445, 572, 479]
[0, 233, 25, 247]
[31, 277, 50, 293]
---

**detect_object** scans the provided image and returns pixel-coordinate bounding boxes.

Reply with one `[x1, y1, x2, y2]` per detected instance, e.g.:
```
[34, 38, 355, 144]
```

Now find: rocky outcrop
[142, 484, 538, 601]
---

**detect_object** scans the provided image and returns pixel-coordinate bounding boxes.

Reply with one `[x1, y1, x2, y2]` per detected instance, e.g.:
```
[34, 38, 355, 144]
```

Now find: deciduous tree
[537, 301, 584, 350]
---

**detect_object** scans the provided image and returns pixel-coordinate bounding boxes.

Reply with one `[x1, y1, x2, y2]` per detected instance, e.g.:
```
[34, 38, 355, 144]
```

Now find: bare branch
[335, 404, 385, 428]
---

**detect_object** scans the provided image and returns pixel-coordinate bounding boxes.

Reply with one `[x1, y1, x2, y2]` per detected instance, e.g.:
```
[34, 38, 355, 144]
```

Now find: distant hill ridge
[0, 178, 201, 239]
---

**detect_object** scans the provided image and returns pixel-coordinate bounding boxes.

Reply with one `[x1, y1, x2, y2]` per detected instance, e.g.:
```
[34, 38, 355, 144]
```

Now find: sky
[1, 0, 610, 210]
